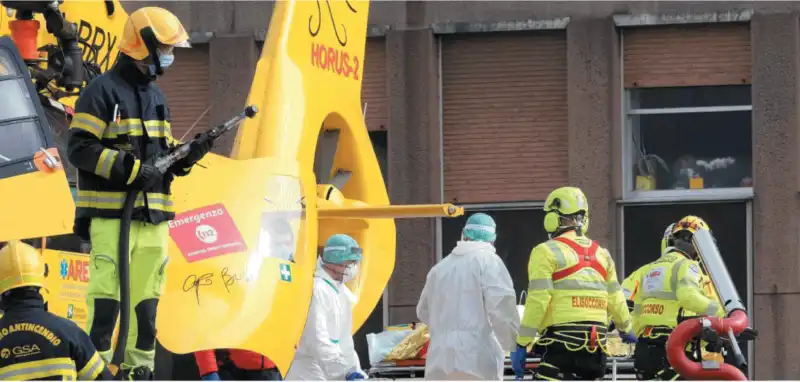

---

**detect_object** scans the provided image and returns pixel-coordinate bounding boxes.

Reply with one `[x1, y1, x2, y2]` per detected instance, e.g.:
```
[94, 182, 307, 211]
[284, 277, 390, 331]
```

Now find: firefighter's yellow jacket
[516, 231, 631, 346]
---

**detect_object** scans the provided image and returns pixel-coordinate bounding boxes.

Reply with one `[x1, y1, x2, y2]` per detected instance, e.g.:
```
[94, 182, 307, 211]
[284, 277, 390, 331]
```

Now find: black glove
[183, 134, 214, 165]
[130, 162, 161, 190]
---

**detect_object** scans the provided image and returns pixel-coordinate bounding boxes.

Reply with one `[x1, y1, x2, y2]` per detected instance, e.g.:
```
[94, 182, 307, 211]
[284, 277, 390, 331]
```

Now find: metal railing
[368, 356, 637, 380]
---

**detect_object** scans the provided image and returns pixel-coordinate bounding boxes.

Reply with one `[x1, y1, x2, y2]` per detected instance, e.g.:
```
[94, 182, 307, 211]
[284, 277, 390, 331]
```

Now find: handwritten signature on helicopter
[181, 267, 243, 305]
[308, 0, 362, 81]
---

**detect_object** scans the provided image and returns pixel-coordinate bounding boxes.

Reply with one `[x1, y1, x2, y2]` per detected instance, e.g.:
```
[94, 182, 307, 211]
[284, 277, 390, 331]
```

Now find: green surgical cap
[463, 213, 497, 243]
[322, 234, 363, 264]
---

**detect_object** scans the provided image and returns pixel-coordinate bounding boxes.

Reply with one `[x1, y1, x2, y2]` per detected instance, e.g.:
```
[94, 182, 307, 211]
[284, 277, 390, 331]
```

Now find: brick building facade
[122, 1, 800, 378]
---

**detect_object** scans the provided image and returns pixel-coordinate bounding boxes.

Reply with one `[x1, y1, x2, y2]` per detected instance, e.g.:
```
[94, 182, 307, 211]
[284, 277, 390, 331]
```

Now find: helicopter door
[0, 36, 75, 241]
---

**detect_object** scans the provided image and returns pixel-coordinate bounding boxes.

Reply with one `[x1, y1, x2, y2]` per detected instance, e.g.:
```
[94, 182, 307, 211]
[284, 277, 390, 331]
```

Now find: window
[0, 79, 44, 164]
[249, 175, 304, 270]
[369, 131, 387, 187]
[0, 47, 21, 77]
[625, 85, 752, 199]
[0, 44, 53, 177]
[622, 202, 751, 368]
[442, 208, 548, 300]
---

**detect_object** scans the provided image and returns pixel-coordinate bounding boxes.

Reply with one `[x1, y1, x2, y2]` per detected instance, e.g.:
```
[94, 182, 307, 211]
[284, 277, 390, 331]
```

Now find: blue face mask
[148, 51, 175, 74]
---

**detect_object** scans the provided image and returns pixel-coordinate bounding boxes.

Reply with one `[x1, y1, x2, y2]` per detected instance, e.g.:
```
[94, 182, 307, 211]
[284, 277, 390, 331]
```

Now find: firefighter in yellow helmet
[0, 241, 112, 380]
[66, 7, 213, 380]
[510, 187, 635, 380]
[630, 216, 725, 380]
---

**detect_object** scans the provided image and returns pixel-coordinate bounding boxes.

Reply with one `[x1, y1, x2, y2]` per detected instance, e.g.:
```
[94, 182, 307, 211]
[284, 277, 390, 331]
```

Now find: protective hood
[314, 257, 359, 303]
[314, 257, 337, 288]
[450, 240, 495, 257]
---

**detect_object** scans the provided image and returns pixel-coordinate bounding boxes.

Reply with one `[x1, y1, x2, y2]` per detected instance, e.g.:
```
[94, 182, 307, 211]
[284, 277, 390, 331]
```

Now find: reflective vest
[632, 251, 722, 337]
[516, 232, 631, 346]
[67, 55, 189, 239]
[551, 237, 608, 281]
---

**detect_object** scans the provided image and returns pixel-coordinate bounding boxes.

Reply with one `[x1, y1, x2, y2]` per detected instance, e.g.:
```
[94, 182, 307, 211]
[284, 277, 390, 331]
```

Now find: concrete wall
[123, 1, 800, 36]
[118, 1, 800, 378]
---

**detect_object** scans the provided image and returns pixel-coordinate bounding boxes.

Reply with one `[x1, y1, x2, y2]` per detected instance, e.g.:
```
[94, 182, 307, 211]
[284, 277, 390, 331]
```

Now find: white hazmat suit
[417, 240, 520, 380]
[286, 260, 366, 380]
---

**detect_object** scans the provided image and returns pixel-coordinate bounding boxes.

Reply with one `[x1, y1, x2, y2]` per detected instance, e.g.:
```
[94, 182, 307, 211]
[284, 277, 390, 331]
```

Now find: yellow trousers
[84, 218, 169, 371]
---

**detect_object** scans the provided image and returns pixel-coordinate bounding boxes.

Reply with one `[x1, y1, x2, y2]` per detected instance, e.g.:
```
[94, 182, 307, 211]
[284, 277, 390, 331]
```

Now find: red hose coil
[665, 310, 749, 380]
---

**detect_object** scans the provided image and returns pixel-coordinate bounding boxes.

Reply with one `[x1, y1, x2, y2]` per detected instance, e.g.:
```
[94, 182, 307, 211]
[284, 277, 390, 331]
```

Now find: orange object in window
[689, 176, 704, 189]
[9, 19, 40, 61]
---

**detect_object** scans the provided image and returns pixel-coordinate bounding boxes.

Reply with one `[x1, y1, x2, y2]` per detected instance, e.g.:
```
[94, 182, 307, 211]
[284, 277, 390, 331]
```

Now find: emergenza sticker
[169, 203, 248, 263]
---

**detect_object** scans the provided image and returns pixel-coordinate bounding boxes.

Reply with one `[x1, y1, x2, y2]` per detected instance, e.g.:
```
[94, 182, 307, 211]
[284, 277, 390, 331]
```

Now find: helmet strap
[553, 213, 584, 237]
[139, 27, 163, 76]
[321, 261, 346, 282]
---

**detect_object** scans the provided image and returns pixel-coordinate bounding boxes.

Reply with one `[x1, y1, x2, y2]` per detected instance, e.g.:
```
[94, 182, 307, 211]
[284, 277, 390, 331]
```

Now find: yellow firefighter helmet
[0, 241, 45, 295]
[543, 186, 590, 234]
[118, 7, 190, 61]
[672, 215, 711, 236]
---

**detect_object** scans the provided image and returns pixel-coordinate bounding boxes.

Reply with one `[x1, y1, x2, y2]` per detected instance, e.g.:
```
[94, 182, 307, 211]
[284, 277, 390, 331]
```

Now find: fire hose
[666, 310, 749, 380]
[110, 106, 258, 378]
[665, 228, 757, 381]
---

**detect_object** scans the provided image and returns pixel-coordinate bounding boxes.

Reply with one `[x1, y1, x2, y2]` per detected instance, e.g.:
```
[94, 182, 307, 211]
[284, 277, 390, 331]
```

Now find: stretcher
[367, 322, 637, 380]
[367, 356, 636, 380]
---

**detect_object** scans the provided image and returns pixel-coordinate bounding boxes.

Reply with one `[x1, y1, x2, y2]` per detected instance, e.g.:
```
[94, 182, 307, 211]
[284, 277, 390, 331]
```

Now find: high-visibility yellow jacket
[622, 266, 646, 302]
[516, 231, 631, 346]
[631, 250, 724, 336]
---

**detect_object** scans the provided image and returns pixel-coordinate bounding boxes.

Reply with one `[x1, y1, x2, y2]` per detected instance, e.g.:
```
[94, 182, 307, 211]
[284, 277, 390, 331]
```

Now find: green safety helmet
[322, 234, 363, 264]
[543, 186, 590, 235]
[462, 213, 497, 243]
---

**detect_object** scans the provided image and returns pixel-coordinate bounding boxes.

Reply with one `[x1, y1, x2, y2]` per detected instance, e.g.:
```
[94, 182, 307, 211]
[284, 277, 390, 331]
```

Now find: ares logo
[60, 258, 90, 283]
[11, 344, 41, 358]
[195, 224, 218, 244]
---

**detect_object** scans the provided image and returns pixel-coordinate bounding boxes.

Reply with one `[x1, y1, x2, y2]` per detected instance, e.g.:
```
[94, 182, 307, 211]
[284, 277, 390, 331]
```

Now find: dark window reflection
[630, 85, 751, 109]
[631, 111, 752, 190]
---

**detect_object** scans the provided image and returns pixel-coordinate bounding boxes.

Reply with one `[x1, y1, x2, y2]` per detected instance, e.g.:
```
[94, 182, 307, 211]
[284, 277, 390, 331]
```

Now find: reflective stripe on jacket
[0, 297, 110, 381]
[67, 54, 190, 239]
[516, 231, 631, 346]
[631, 250, 724, 336]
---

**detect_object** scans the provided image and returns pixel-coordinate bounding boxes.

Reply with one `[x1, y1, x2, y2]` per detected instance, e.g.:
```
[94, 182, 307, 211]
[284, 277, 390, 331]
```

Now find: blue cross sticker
[280, 264, 292, 282]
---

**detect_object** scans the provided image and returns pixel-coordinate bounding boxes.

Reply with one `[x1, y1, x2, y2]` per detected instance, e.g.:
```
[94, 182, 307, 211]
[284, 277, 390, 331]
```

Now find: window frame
[0, 42, 58, 179]
[621, 87, 754, 203]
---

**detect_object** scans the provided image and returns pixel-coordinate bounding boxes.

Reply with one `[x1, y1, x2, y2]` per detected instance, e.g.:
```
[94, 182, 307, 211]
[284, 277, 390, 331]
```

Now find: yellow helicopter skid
[319, 204, 464, 219]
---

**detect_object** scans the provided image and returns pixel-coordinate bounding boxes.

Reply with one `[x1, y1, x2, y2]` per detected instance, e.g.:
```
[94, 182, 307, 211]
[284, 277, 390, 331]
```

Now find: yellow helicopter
[0, 0, 463, 374]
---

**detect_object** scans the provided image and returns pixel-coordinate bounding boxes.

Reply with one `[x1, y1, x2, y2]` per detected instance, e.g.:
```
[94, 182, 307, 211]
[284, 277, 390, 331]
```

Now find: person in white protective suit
[416, 213, 520, 380]
[285, 234, 369, 381]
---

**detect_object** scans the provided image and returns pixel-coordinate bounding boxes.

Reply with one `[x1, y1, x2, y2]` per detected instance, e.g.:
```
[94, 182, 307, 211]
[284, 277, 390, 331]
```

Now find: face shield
[320, 246, 363, 283]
